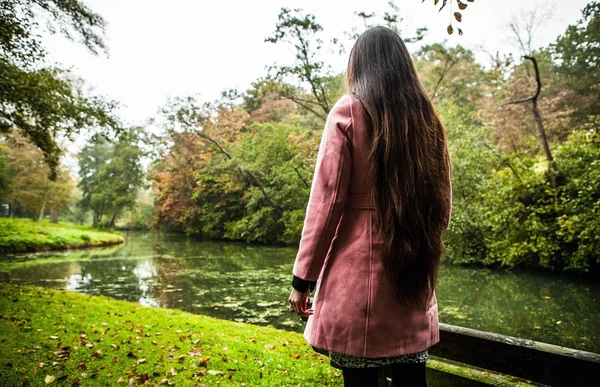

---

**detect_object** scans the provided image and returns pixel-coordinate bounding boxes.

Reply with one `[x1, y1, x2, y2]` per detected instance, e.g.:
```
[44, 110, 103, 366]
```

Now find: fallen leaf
[264, 344, 275, 350]
[167, 368, 177, 377]
[116, 377, 124, 383]
[137, 373, 149, 383]
[188, 349, 202, 357]
[101, 322, 108, 326]
[45, 375, 56, 384]
[207, 370, 223, 376]
[49, 336, 59, 340]
[137, 358, 146, 364]
[128, 378, 136, 387]
[198, 356, 211, 367]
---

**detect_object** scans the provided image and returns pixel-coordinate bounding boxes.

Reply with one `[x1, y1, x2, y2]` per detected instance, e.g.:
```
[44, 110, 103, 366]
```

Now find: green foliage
[265, 8, 345, 121]
[0, 218, 123, 253]
[446, 128, 600, 273]
[439, 100, 493, 263]
[0, 0, 119, 179]
[154, 116, 315, 244]
[551, 2, 599, 96]
[413, 44, 487, 106]
[78, 129, 146, 227]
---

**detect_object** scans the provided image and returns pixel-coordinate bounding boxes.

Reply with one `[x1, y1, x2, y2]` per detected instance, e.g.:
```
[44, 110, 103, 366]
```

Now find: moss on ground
[0, 218, 124, 254]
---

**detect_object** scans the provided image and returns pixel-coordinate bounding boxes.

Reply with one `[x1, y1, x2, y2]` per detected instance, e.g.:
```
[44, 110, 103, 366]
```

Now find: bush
[447, 128, 600, 273]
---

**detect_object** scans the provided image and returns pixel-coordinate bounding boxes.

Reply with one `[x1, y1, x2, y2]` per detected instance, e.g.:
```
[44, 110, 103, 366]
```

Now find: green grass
[0, 283, 343, 386]
[0, 218, 124, 254]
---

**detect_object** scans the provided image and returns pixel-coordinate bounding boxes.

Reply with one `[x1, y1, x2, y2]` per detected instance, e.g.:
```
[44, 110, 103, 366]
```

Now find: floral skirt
[329, 349, 428, 369]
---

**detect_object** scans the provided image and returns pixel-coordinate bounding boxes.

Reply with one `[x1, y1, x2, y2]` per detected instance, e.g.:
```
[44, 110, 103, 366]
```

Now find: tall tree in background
[78, 130, 145, 227]
[4, 137, 74, 220]
[350, 1, 427, 41]
[78, 135, 112, 225]
[0, 0, 119, 179]
[265, 8, 344, 122]
[551, 1, 599, 119]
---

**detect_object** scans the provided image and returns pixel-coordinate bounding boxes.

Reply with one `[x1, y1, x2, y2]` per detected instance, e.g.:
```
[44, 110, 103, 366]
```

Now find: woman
[288, 26, 452, 387]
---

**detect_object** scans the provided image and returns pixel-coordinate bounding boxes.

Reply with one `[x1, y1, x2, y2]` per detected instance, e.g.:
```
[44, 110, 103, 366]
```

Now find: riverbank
[0, 218, 124, 254]
[0, 283, 342, 386]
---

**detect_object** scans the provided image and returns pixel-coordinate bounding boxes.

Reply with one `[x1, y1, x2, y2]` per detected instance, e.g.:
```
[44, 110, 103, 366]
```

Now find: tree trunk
[532, 101, 557, 189]
[37, 174, 49, 222]
[93, 211, 102, 227]
[107, 213, 117, 228]
[50, 207, 58, 223]
[37, 193, 47, 222]
[502, 55, 557, 190]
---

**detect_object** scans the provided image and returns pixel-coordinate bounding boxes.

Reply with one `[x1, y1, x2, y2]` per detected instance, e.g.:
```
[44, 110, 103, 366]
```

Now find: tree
[78, 130, 145, 227]
[78, 135, 112, 225]
[503, 56, 557, 189]
[551, 1, 599, 118]
[4, 136, 74, 220]
[160, 96, 282, 216]
[506, 3, 555, 56]
[0, 0, 120, 179]
[265, 8, 344, 122]
[350, 1, 427, 42]
[413, 44, 487, 106]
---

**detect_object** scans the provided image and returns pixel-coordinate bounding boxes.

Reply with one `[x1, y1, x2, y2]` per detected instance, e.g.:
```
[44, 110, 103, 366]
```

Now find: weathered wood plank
[430, 323, 600, 387]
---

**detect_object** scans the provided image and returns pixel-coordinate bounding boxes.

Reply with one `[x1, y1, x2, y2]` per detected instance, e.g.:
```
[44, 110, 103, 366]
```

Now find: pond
[1, 232, 598, 353]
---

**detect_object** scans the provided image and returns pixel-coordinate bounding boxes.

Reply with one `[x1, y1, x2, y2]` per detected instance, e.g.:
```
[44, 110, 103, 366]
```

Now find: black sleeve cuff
[292, 275, 317, 293]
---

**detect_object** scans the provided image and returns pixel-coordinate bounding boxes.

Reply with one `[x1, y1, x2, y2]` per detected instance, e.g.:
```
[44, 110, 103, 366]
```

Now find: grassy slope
[0, 283, 342, 386]
[0, 218, 124, 254]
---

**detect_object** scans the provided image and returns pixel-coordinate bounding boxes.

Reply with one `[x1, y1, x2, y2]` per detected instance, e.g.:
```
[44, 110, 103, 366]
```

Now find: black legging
[341, 362, 427, 387]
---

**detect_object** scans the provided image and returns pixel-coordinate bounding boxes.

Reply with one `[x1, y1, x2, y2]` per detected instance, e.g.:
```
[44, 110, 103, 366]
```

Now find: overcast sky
[42, 0, 590, 128]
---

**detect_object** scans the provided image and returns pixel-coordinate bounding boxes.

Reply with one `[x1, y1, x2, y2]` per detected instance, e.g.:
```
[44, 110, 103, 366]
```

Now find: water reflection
[1, 232, 598, 353]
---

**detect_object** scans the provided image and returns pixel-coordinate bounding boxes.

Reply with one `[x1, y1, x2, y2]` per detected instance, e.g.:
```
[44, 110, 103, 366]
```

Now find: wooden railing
[380, 323, 600, 387]
[428, 323, 600, 386]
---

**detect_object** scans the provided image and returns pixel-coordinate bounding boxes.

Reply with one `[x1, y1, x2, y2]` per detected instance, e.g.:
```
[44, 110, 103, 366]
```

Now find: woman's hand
[288, 288, 314, 318]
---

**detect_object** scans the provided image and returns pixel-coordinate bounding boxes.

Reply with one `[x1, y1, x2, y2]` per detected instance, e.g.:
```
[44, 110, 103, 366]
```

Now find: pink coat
[292, 94, 451, 358]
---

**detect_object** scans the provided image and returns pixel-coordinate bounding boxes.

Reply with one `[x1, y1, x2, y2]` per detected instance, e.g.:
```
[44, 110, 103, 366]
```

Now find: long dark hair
[347, 26, 452, 310]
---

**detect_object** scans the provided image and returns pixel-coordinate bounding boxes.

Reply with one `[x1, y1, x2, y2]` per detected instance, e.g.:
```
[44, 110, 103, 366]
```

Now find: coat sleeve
[292, 98, 353, 282]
